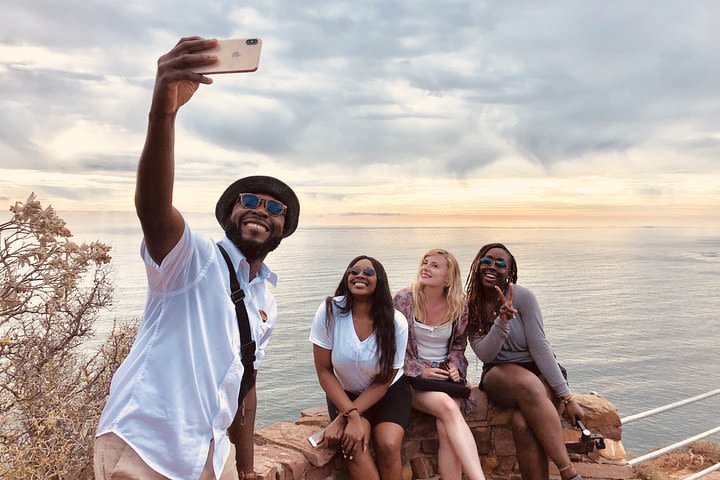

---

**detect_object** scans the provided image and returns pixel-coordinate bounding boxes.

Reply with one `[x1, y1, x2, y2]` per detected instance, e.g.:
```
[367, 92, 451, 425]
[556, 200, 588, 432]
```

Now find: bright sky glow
[1, 2, 718, 227]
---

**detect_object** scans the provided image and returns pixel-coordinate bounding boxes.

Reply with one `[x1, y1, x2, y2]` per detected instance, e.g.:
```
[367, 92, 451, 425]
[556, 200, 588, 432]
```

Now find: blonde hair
[411, 249, 465, 325]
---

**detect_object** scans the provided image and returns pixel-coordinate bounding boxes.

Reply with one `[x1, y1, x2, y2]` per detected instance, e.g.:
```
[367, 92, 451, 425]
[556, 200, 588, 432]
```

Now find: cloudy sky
[1, 1, 718, 227]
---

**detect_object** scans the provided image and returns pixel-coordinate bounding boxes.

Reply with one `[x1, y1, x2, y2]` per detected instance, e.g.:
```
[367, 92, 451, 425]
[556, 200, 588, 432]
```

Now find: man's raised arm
[135, 37, 218, 265]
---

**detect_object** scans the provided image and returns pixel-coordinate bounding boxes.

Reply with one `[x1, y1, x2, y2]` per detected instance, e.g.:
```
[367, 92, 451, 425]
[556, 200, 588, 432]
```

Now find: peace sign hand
[495, 284, 518, 321]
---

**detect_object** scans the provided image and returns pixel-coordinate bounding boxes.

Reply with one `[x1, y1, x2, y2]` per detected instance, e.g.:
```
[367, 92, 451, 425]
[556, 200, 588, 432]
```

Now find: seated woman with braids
[310, 255, 410, 480]
[466, 243, 585, 480]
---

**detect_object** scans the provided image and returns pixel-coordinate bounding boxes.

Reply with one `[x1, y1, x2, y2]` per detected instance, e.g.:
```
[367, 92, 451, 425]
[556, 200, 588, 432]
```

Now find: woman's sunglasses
[236, 193, 287, 216]
[479, 257, 508, 269]
[347, 267, 376, 277]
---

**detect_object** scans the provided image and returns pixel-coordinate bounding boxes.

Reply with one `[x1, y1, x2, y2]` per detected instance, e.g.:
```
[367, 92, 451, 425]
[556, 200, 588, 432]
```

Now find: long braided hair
[325, 255, 397, 384]
[465, 243, 518, 336]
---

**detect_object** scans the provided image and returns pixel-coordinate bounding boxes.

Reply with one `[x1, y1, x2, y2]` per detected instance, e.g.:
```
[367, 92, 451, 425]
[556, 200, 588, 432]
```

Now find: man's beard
[225, 221, 282, 262]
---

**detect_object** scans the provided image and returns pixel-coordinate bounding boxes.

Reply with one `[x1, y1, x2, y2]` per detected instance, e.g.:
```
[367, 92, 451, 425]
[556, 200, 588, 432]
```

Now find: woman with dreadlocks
[466, 243, 585, 480]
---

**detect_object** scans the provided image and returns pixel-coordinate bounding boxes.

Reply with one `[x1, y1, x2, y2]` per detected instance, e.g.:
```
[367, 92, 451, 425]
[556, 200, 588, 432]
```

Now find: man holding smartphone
[94, 37, 299, 480]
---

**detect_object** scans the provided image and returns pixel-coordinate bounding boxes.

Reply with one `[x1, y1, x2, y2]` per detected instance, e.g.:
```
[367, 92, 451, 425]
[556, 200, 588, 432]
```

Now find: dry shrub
[633, 462, 669, 480]
[687, 440, 720, 463]
[632, 440, 720, 480]
[0, 194, 137, 479]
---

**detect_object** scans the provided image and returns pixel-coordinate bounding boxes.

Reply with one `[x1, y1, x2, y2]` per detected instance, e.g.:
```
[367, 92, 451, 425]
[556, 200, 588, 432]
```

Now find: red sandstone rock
[406, 411, 439, 438]
[480, 455, 500, 474]
[299, 406, 330, 418]
[492, 427, 516, 456]
[303, 462, 336, 480]
[410, 455, 435, 479]
[570, 394, 621, 428]
[402, 464, 414, 480]
[496, 455, 519, 475]
[465, 386, 489, 422]
[597, 439, 626, 461]
[295, 416, 329, 428]
[549, 461, 634, 479]
[595, 425, 623, 441]
[473, 427, 492, 455]
[490, 404, 514, 426]
[252, 448, 278, 480]
[256, 422, 336, 467]
[255, 443, 308, 480]
[420, 438, 439, 455]
[403, 439, 422, 457]
[249, 388, 628, 480]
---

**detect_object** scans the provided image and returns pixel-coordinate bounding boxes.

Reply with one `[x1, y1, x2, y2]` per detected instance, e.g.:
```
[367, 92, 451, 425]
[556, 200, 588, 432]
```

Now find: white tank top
[414, 317, 452, 362]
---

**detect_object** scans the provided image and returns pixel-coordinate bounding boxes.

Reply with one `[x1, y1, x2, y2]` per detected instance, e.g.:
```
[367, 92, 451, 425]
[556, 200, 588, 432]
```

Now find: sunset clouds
[1, 1, 718, 226]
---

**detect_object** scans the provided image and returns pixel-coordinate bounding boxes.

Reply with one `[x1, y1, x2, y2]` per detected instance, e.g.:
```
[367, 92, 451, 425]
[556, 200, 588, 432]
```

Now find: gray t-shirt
[469, 284, 569, 397]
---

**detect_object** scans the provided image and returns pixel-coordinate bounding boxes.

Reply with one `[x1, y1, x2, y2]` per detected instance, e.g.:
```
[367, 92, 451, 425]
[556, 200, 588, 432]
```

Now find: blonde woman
[393, 249, 486, 480]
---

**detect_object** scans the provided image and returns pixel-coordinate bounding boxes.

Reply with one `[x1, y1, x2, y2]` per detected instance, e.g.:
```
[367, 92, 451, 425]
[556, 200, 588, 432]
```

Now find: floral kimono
[392, 287, 475, 413]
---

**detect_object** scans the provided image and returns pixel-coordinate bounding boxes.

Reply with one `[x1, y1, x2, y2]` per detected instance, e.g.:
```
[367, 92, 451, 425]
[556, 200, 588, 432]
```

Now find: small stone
[493, 427, 516, 456]
[410, 456, 435, 479]
[597, 439, 627, 461]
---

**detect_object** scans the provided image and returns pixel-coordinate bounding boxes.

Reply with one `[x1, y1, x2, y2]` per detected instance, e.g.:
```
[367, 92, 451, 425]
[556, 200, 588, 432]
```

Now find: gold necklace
[485, 298, 501, 319]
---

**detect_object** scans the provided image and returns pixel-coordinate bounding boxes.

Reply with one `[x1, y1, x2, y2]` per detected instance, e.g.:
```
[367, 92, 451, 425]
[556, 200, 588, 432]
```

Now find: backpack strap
[217, 244, 257, 403]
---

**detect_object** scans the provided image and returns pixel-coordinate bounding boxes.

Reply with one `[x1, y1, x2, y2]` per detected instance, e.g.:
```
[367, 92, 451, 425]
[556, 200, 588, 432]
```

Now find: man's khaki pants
[94, 432, 239, 479]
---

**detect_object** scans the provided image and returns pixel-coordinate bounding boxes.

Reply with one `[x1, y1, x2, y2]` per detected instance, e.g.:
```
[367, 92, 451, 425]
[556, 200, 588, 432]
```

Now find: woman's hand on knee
[323, 416, 346, 448]
[341, 417, 367, 460]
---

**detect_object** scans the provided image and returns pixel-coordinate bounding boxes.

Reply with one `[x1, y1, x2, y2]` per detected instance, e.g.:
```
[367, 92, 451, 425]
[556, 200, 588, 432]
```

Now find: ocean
[64, 211, 720, 456]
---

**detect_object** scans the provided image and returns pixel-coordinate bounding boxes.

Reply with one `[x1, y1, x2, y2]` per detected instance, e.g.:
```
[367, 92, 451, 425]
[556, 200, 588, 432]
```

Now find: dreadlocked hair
[325, 255, 397, 384]
[465, 243, 518, 336]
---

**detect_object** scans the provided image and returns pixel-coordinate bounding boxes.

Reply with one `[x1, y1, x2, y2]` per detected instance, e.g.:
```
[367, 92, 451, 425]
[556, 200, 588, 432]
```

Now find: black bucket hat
[215, 175, 300, 238]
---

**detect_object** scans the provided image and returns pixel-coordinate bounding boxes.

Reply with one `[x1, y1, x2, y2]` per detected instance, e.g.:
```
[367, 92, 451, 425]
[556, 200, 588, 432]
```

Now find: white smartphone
[194, 38, 263, 74]
[307, 429, 325, 448]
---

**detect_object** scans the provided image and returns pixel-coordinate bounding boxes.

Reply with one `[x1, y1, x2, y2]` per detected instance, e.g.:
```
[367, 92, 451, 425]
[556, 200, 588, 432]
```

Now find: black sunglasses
[237, 193, 287, 216]
[347, 266, 376, 277]
[479, 257, 508, 269]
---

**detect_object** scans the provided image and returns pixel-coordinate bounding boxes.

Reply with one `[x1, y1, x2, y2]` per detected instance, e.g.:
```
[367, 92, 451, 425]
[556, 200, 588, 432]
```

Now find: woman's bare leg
[512, 410, 549, 480]
[436, 419, 463, 480]
[372, 422, 405, 480]
[412, 390, 486, 480]
[483, 364, 577, 480]
[345, 417, 380, 480]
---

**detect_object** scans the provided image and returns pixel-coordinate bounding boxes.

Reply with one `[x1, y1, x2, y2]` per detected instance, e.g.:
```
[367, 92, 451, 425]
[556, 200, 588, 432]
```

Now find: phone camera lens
[246, 39, 258, 45]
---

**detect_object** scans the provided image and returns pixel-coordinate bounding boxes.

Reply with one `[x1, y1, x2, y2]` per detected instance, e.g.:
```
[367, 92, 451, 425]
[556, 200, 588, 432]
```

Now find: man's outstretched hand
[150, 37, 218, 115]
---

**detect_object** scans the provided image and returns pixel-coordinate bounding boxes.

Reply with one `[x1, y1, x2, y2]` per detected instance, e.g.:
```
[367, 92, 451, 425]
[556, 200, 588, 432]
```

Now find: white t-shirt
[309, 296, 408, 394]
[96, 221, 278, 479]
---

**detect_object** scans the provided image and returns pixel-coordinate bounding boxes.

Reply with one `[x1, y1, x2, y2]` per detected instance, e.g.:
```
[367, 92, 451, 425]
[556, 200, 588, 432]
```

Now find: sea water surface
[66, 211, 720, 455]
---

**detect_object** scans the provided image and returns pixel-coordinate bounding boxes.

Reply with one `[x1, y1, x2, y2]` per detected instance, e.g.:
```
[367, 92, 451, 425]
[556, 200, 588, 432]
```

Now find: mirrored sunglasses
[347, 267, 376, 277]
[237, 193, 287, 216]
[479, 257, 508, 269]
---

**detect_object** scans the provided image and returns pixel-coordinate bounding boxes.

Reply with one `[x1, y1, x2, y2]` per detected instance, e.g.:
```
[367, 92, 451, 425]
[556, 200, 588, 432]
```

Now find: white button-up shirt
[96, 221, 278, 479]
